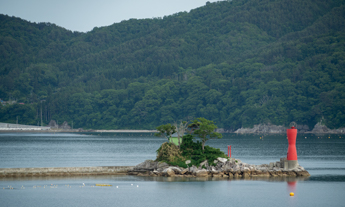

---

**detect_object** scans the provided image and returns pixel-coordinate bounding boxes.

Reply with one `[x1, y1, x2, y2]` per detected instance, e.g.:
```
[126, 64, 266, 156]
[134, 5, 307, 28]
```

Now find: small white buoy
[131, 184, 133, 186]
[137, 185, 139, 187]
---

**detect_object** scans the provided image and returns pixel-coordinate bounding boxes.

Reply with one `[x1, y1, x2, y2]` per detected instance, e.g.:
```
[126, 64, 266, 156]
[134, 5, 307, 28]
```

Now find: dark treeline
[0, 0, 345, 130]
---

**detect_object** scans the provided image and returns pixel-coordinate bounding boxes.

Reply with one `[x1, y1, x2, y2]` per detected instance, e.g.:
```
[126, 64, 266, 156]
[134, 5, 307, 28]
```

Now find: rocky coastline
[233, 123, 345, 134]
[306, 122, 345, 134]
[1, 121, 344, 134]
[128, 158, 310, 178]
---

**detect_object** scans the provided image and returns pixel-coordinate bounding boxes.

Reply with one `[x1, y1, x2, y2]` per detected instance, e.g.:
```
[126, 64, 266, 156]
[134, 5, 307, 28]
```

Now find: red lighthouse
[286, 126, 298, 169]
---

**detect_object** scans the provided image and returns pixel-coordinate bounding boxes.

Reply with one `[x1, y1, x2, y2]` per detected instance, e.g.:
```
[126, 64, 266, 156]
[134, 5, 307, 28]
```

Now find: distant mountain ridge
[0, 0, 344, 130]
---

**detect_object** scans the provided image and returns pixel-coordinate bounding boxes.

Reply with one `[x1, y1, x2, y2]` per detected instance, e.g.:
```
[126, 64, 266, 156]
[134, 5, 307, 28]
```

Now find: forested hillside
[1, 0, 344, 130]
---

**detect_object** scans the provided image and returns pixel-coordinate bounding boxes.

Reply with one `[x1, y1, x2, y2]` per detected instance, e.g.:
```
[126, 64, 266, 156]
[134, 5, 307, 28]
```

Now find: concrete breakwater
[0, 166, 134, 177]
[128, 158, 310, 178]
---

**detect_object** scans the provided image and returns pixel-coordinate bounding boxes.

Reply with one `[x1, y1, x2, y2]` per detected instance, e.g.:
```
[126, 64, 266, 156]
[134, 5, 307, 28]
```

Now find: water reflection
[0, 174, 311, 183]
[287, 180, 296, 192]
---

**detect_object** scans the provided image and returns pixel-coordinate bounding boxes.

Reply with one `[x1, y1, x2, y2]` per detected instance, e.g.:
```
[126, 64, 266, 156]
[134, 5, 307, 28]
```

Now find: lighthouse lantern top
[289, 121, 297, 129]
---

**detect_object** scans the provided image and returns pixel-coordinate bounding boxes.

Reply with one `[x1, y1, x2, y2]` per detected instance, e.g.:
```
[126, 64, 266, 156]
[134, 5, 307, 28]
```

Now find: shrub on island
[155, 134, 228, 168]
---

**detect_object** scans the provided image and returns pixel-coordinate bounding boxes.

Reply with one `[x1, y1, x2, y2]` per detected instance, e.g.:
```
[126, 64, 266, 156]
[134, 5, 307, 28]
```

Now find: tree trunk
[202, 141, 205, 152]
[178, 135, 181, 148]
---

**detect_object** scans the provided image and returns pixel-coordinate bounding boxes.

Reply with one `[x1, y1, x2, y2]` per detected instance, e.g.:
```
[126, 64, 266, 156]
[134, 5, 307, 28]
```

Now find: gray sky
[0, 0, 218, 32]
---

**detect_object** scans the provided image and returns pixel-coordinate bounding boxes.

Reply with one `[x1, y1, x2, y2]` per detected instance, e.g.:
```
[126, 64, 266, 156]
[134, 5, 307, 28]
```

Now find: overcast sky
[0, 0, 218, 32]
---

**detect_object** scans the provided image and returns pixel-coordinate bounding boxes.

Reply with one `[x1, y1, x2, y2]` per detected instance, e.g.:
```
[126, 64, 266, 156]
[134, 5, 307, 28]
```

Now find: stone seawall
[0, 166, 134, 177]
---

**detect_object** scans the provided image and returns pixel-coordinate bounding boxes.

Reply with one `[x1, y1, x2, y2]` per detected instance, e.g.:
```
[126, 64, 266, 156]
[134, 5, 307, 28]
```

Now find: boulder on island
[195, 169, 208, 177]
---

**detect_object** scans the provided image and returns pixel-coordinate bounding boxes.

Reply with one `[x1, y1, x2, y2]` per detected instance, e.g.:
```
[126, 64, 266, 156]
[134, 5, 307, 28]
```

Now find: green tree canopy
[190, 117, 222, 151]
[155, 123, 177, 143]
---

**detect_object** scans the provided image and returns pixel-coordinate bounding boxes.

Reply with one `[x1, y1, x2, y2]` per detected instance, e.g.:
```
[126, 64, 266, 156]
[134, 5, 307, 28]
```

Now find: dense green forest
[0, 0, 345, 130]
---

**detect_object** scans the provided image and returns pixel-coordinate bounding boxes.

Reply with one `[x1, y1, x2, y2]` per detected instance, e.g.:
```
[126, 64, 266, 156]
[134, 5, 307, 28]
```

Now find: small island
[128, 118, 310, 178]
[0, 118, 310, 178]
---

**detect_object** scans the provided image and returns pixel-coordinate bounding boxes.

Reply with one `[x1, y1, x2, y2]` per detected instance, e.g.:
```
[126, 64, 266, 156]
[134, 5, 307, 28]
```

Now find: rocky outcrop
[134, 159, 158, 170]
[308, 122, 345, 134]
[235, 124, 286, 134]
[233, 122, 344, 134]
[47, 120, 58, 128]
[296, 125, 310, 133]
[60, 121, 71, 129]
[47, 120, 72, 129]
[215, 128, 234, 133]
[128, 158, 310, 178]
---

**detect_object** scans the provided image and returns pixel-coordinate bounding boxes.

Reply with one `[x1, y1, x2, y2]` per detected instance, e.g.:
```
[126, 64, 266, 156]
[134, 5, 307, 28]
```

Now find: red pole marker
[287, 126, 298, 160]
[230, 145, 231, 157]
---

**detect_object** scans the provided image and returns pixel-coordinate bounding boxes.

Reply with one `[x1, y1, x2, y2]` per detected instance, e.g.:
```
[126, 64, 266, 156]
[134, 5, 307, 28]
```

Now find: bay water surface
[0, 133, 344, 207]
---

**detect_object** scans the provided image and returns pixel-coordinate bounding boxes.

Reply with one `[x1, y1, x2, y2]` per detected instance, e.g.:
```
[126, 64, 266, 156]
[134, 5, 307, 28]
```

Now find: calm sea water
[1, 133, 345, 207]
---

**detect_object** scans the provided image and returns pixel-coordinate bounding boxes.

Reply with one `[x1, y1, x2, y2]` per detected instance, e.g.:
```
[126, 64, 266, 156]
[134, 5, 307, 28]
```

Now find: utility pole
[40, 100, 46, 127]
[57, 120, 58, 130]
[72, 121, 73, 130]
[16, 116, 18, 125]
[40, 102, 42, 126]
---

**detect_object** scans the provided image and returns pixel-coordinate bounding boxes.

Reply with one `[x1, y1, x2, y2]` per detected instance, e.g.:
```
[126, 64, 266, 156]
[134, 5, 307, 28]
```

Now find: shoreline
[233, 123, 345, 134]
[1, 122, 344, 134]
[0, 129, 158, 133]
[0, 129, 343, 134]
